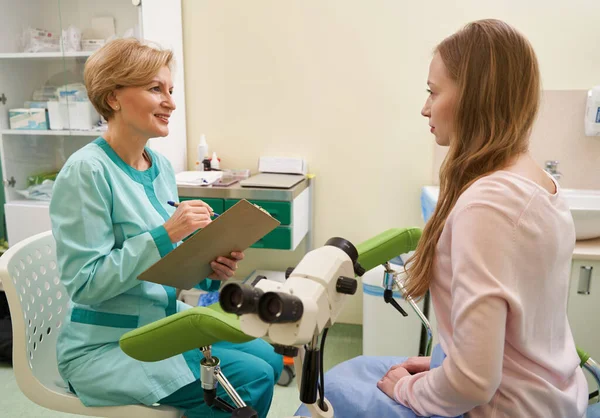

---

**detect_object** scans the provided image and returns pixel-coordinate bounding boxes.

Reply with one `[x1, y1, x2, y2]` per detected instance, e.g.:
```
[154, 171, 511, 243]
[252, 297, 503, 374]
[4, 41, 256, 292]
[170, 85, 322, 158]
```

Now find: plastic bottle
[210, 152, 220, 170]
[197, 134, 209, 170]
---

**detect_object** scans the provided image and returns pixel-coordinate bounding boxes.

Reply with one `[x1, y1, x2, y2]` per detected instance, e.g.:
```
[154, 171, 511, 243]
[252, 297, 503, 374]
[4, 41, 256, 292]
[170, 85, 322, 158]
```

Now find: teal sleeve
[195, 279, 222, 292]
[50, 161, 163, 305]
[149, 225, 173, 258]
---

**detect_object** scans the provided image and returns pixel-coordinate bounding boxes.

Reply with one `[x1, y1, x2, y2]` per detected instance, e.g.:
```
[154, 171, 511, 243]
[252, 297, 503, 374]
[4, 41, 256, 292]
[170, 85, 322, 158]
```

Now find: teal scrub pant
[159, 339, 283, 418]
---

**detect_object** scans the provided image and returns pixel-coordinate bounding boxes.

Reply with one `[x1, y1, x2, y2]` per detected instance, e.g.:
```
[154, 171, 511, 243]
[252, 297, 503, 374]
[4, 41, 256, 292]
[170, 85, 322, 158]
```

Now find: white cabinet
[0, 0, 187, 246]
[568, 259, 600, 392]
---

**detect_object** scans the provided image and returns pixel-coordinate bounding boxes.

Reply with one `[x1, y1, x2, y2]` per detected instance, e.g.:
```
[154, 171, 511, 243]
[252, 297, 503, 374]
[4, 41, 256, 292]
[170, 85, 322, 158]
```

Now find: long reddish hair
[404, 19, 540, 299]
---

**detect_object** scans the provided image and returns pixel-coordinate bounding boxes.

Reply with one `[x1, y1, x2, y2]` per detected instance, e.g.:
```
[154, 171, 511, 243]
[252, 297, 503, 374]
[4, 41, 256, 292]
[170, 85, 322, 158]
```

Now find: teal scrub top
[49, 137, 220, 406]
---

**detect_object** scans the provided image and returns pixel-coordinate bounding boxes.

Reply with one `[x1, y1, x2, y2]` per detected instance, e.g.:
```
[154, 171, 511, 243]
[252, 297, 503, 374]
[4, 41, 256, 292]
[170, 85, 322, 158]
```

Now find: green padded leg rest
[356, 227, 422, 272]
[119, 306, 254, 362]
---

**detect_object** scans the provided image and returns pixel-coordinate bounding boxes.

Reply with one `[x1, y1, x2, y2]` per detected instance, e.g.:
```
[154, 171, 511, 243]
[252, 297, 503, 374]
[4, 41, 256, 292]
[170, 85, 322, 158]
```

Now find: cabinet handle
[578, 266, 593, 295]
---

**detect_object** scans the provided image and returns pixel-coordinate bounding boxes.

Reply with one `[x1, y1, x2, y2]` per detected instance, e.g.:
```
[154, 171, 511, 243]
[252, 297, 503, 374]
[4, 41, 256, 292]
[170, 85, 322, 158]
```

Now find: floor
[0, 324, 363, 418]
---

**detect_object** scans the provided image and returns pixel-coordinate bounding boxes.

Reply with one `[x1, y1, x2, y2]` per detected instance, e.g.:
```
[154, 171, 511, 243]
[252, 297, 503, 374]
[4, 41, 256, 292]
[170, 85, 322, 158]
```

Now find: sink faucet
[544, 160, 562, 182]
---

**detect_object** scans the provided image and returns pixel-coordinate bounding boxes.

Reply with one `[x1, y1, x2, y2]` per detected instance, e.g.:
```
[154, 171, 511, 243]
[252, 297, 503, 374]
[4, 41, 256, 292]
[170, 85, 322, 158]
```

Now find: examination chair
[0, 231, 182, 417]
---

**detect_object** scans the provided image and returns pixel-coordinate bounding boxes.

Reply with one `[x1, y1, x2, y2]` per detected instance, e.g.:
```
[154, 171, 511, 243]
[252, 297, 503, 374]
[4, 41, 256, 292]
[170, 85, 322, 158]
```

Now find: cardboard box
[47, 100, 99, 131]
[9, 108, 48, 130]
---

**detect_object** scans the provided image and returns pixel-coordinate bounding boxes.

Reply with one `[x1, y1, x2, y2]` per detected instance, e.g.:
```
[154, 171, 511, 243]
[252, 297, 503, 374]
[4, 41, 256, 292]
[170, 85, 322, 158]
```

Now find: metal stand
[290, 345, 334, 418]
[387, 266, 434, 357]
[200, 346, 258, 418]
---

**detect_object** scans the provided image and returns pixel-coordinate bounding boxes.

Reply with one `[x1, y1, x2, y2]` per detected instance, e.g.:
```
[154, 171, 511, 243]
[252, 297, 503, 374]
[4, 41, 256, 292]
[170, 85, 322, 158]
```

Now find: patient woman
[49, 38, 281, 418]
[310, 19, 588, 418]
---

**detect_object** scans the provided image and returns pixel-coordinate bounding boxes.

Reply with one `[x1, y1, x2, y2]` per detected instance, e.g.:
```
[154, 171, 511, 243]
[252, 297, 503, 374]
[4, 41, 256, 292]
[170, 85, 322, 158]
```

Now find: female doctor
[49, 38, 282, 418]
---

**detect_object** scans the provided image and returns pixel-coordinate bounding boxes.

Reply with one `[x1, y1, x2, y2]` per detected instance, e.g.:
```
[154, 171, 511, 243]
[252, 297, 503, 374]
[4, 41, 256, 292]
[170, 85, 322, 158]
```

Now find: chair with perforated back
[0, 231, 182, 418]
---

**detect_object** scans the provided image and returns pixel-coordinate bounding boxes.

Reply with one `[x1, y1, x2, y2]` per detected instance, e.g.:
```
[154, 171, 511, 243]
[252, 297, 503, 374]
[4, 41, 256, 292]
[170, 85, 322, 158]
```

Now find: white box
[48, 100, 99, 131]
[5, 201, 51, 246]
[258, 156, 307, 175]
[82, 39, 105, 52]
[8, 108, 48, 130]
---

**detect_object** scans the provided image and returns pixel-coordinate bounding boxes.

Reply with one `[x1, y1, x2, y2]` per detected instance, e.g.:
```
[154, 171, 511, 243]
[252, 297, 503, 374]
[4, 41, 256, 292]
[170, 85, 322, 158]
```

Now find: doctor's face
[421, 53, 458, 146]
[113, 66, 176, 138]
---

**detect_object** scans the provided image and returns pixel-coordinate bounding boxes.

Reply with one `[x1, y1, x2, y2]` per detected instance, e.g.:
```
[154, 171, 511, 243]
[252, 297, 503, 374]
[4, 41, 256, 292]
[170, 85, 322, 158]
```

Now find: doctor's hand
[208, 252, 245, 281]
[377, 365, 410, 401]
[164, 200, 214, 243]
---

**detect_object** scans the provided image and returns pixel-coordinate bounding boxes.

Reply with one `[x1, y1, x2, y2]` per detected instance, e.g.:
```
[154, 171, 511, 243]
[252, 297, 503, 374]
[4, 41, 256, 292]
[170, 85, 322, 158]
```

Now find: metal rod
[215, 369, 247, 408]
[200, 345, 213, 361]
[584, 357, 600, 403]
[309, 333, 319, 350]
[393, 274, 433, 356]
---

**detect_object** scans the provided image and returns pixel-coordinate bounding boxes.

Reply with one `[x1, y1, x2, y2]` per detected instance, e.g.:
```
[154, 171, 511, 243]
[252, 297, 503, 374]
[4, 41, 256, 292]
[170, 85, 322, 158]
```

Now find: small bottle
[197, 134, 209, 170]
[210, 152, 220, 170]
[202, 158, 212, 171]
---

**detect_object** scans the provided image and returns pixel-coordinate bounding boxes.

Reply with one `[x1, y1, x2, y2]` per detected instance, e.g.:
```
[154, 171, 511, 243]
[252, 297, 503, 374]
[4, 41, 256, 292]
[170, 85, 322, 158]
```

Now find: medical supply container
[47, 100, 99, 131]
[197, 134, 209, 170]
[586, 86, 600, 136]
[8, 108, 48, 130]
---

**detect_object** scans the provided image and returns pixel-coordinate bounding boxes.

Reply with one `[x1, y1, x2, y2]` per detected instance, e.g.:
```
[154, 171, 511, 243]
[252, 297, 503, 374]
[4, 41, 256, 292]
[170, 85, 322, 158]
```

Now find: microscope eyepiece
[258, 292, 304, 324]
[219, 283, 264, 315]
[325, 237, 358, 264]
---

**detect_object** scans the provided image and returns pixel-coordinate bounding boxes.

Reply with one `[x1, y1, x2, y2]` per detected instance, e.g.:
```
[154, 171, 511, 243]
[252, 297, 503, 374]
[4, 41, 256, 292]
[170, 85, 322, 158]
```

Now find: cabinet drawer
[179, 197, 224, 215]
[225, 199, 291, 225]
[252, 227, 291, 250]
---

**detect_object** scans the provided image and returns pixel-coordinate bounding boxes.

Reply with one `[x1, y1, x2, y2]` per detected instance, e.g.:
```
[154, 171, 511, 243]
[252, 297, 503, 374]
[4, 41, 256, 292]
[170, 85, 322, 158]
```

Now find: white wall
[181, 0, 600, 323]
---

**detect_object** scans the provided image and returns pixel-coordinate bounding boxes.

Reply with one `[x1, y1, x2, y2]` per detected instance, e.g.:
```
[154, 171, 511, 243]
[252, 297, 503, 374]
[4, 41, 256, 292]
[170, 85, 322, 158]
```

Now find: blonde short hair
[84, 38, 173, 120]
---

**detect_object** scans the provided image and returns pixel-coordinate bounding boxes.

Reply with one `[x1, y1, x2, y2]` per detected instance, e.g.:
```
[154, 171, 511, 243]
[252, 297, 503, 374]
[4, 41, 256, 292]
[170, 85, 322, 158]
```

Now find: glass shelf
[1, 129, 103, 137]
[0, 51, 94, 59]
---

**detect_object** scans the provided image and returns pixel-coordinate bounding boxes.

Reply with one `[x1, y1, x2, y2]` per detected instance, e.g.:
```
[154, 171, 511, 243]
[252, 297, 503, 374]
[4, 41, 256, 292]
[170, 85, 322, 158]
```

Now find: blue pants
[295, 344, 460, 418]
[159, 339, 283, 418]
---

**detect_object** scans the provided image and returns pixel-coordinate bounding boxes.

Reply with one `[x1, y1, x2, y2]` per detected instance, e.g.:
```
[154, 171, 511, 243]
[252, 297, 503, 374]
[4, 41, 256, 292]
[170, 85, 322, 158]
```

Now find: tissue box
[47, 100, 99, 131]
[9, 108, 48, 130]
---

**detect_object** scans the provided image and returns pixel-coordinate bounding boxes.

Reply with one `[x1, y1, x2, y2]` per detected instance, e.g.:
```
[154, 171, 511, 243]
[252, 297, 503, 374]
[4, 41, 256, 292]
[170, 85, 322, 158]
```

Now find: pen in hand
[167, 200, 220, 217]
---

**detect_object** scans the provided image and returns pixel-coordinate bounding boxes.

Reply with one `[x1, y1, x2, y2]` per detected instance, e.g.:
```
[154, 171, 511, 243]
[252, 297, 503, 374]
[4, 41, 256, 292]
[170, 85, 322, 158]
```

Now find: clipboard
[138, 199, 281, 290]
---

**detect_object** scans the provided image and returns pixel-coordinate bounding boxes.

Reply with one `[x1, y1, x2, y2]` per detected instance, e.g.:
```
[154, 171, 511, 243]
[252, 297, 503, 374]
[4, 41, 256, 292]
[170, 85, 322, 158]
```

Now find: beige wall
[434, 91, 600, 189]
[181, 1, 600, 323]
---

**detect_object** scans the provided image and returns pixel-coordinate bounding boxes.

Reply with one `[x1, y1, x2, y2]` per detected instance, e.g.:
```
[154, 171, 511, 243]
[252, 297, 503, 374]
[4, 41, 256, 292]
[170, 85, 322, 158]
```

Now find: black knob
[251, 275, 267, 287]
[336, 277, 358, 295]
[354, 262, 366, 277]
[285, 267, 295, 279]
[272, 344, 299, 357]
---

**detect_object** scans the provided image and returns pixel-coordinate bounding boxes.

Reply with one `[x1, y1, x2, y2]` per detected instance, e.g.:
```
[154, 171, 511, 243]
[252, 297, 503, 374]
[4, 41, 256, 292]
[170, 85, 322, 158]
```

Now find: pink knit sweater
[394, 171, 588, 417]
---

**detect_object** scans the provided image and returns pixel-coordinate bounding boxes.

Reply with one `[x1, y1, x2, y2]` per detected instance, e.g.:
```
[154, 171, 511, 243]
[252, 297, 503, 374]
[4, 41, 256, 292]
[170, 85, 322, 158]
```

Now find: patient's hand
[378, 365, 410, 400]
[398, 356, 431, 374]
[208, 252, 245, 281]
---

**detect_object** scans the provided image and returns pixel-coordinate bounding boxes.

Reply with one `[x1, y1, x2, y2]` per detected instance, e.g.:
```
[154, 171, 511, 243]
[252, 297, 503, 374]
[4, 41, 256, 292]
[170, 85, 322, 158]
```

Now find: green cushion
[356, 227, 422, 272]
[577, 347, 590, 367]
[119, 306, 254, 362]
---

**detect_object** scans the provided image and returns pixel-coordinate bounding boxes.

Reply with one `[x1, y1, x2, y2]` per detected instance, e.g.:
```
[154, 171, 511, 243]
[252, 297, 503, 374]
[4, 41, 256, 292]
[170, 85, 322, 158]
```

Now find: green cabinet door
[179, 197, 225, 216]
[224, 199, 291, 225]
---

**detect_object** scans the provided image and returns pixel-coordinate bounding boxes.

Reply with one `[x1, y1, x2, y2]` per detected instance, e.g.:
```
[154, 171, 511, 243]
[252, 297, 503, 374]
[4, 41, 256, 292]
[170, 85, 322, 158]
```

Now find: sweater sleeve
[394, 205, 513, 416]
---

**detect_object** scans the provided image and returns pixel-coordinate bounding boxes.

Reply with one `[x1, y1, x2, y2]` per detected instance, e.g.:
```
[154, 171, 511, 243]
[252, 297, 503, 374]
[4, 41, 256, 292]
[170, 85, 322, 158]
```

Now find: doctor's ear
[106, 91, 120, 112]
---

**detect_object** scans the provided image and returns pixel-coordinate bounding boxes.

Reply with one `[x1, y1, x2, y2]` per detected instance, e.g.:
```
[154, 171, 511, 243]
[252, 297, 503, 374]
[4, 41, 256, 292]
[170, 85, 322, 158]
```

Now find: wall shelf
[1, 129, 102, 137]
[0, 51, 93, 59]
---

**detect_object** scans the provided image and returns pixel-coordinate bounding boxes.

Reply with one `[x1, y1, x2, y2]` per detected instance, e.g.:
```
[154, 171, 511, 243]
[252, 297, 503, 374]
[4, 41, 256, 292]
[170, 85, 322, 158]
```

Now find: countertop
[177, 177, 310, 201]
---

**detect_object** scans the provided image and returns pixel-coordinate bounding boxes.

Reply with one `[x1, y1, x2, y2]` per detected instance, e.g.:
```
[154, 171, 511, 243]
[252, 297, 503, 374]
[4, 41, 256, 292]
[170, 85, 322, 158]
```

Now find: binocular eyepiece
[220, 283, 304, 324]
